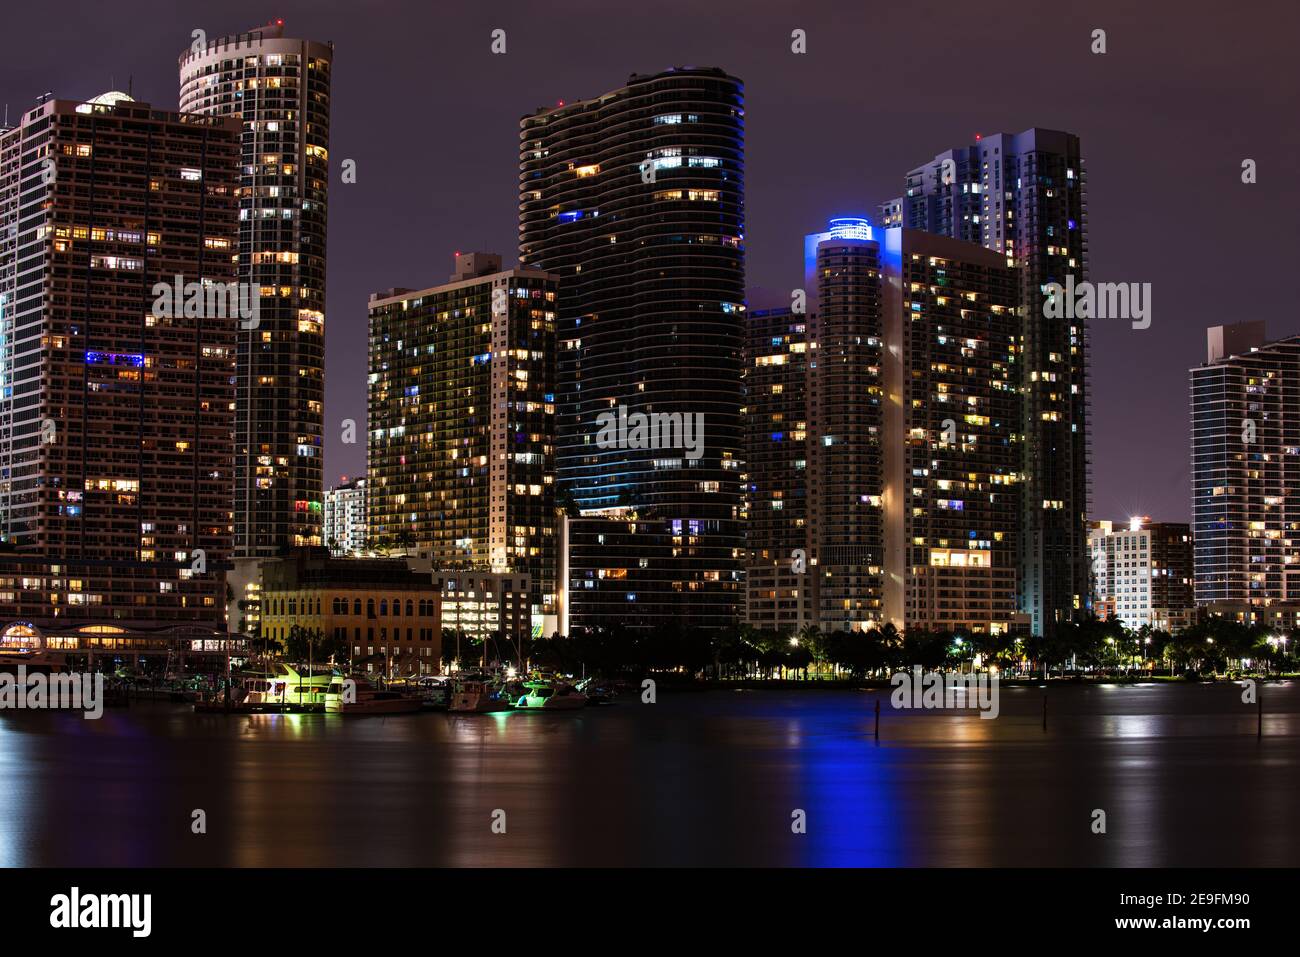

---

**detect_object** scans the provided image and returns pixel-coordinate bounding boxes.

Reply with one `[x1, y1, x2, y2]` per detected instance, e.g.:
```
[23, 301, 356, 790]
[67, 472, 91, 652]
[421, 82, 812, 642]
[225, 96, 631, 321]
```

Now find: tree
[556, 488, 581, 518]
[284, 625, 324, 664]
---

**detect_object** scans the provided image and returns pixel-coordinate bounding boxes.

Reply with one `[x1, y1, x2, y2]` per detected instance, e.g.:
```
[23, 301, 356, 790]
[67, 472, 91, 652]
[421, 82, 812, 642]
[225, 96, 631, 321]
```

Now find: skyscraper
[885, 129, 1089, 636]
[880, 229, 1021, 635]
[1190, 322, 1300, 628]
[805, 225, 886, 632]
[519, 68, 746, 632]
[0, 92, 240, 622]
[744, 218, 1021, 636]
[743, 306, 812, 631]
[367, 253, 558, 621]
[817, 221, 1020, 634]
[178, 21, 333, 621]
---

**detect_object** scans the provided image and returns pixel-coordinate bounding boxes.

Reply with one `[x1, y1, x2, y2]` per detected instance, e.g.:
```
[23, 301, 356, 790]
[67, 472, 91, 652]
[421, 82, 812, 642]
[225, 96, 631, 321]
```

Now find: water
[2, 681, 1297, 867]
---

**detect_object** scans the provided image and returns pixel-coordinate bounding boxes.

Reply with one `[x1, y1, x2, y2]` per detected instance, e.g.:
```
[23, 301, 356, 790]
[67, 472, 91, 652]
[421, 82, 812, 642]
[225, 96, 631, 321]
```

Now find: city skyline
[2, 2, 1292, 528]
[0, 0, 1297, 896]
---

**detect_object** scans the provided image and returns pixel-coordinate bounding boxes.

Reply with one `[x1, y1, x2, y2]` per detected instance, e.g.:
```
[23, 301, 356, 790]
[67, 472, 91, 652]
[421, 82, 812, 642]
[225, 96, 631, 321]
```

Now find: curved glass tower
[519, 67, 745, 631]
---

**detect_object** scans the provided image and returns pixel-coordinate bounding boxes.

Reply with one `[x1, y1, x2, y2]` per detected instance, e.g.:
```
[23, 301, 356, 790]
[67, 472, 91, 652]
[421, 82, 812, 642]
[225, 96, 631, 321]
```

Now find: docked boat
[448, 676, 513, 713]
[323, 675, 422, 715]
[511, 678, 588, 711]
[202, 664, 335, 712]
[391, 675, 451, 710]
[416, 675, 451, 710]
[575, 676, 618, 705]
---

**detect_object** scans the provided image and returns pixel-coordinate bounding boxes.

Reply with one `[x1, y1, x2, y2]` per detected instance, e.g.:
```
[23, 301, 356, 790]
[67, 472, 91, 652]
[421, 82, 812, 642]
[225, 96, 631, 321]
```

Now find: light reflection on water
[1, 682, 1297, 866]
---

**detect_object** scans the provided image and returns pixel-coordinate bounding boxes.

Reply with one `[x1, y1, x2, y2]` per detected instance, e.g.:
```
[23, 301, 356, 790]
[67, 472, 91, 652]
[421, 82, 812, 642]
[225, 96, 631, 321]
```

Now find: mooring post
[874, 697, 880, 741]
[1042, 693, 1047, 731]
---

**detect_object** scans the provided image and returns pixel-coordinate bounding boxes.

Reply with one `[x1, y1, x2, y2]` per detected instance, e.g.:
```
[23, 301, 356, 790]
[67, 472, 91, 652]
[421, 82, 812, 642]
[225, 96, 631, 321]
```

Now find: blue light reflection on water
[794, 697, 903, 866]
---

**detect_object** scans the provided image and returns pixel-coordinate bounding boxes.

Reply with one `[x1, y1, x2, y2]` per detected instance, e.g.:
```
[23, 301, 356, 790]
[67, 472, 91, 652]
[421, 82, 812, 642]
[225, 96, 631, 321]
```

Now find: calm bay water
[1, 682, 1297, 867]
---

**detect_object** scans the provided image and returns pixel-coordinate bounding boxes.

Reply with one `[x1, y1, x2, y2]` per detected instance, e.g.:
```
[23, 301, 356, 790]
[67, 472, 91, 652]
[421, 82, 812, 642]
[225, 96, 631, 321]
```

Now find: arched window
[354, 598, 362, 616]
[380, 599, 388, 616]
[406, 600, 414, 617]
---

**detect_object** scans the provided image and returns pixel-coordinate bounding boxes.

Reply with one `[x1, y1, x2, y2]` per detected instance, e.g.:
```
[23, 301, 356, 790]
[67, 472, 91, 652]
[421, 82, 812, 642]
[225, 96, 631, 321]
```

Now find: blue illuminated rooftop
[827, 216, 872, 240]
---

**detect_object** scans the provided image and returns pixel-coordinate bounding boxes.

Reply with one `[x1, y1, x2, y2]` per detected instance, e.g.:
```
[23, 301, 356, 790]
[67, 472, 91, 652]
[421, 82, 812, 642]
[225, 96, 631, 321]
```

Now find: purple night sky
[3, 0, 1296, 523]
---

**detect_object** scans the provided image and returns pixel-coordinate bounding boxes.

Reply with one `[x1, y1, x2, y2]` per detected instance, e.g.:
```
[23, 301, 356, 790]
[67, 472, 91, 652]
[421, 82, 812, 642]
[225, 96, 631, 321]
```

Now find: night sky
[3, 0, 1295, 523]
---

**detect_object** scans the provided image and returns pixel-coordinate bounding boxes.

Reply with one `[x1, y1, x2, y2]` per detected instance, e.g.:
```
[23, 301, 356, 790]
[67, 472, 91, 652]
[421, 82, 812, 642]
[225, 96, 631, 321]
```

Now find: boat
[416, 675, 451, 710]
[575, 676, 618, 705]
[511, 678, 588, 711]
[448, 675, 513, 713]
[323, 675, 422, 715]
[196, 663, 335, 713]
[390, 674, 451, 711]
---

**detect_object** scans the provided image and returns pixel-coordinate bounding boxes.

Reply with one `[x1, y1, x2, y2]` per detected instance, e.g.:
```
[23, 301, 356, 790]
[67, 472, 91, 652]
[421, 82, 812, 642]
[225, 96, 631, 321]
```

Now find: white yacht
[324, 675, 422, 715]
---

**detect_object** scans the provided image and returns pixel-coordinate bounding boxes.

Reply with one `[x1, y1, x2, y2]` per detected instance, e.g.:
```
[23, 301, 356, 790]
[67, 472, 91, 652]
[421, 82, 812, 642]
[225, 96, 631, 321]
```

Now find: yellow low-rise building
[260, 550, 442, 676]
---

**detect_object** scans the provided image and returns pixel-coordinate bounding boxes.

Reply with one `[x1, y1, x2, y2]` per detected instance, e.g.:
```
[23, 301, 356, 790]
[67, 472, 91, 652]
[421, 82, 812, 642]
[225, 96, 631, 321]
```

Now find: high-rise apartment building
[519, 67, 746, 631]
[881, 229, 1021, 635]
[323, 477, 367, 556]
[0, 93, 240, 622]
[1190, 322, 1300, 625]
[885, 129, 1089, 636]
[179, 20, 333, 621]
[744, 218, 1022, 636]
[367, 253, 558, 621]
[805, 226, 887, 631]
[743, 307, 812, 630]
[1089, 518, 1195, 633]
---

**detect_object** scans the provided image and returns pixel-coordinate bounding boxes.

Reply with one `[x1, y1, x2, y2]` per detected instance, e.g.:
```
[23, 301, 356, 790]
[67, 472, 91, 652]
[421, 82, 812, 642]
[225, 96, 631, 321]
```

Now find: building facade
[434, 569, 535, 651]
[260, 550, 442, 675]
[805, 224, 888, 632]
[519, 67, 746, 631]
[881, 229, 1022, 636]
[324, 477, 367, 556]
[1089, 518, 1195, 632]
[885, 129, 1090, 636]
[179, 20, 333, 625]
[742, 307, 812, 631]
[1190, 322, 1300, 616]
[744, 219, 1022, 637]
[0, 92, 240, 624]
[368, 253, 558, 618]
